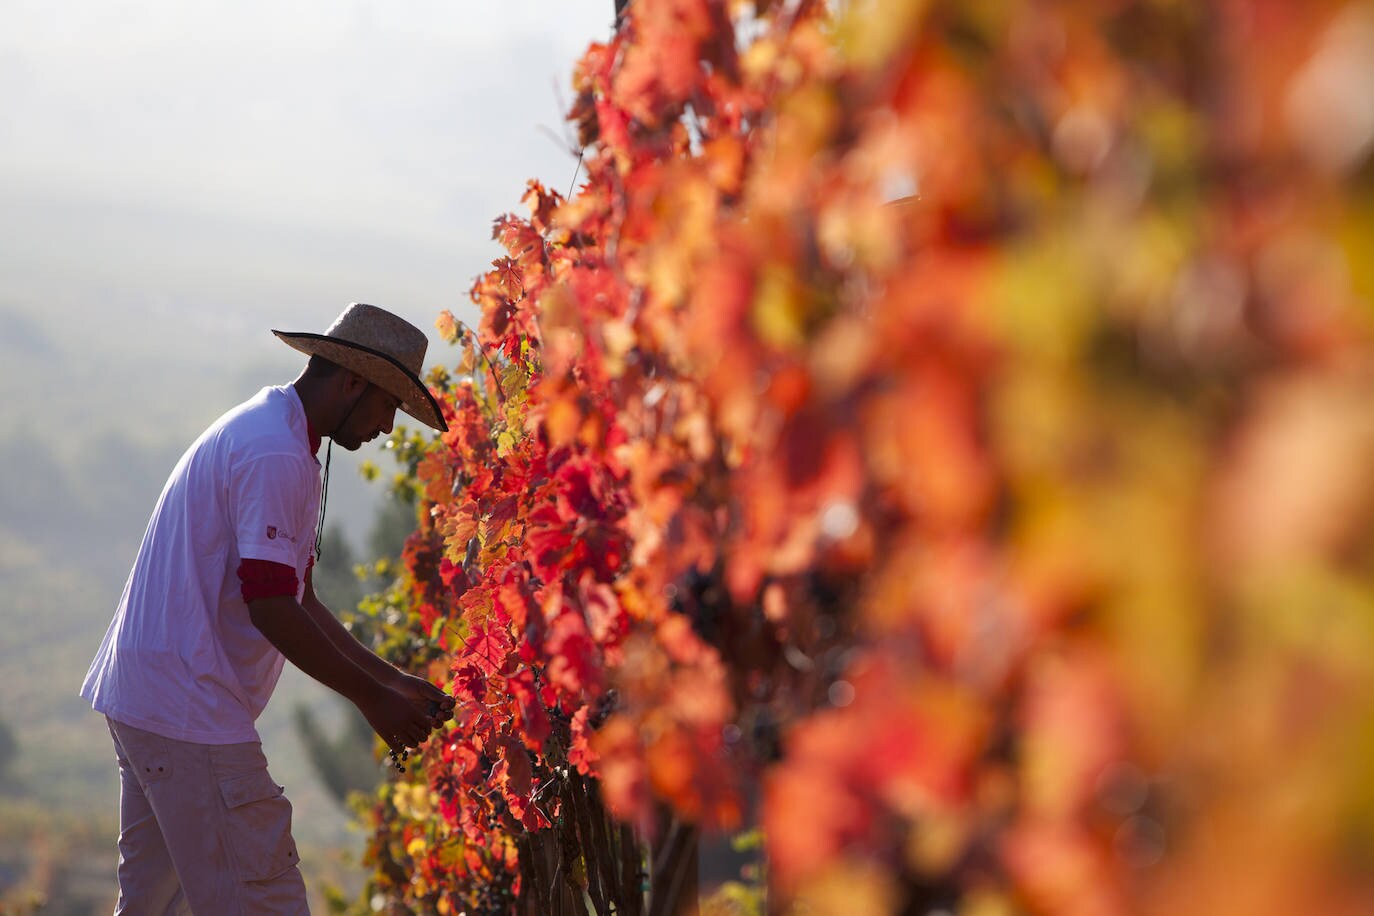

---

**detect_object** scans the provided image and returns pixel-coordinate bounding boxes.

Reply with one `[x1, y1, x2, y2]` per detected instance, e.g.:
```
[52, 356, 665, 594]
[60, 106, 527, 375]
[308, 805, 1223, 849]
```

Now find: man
[81, 303, 457, 913]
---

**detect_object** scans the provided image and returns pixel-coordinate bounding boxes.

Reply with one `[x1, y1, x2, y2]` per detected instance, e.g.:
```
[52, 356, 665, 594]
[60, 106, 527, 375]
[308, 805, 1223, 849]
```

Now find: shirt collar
[282, 384, 323, 459]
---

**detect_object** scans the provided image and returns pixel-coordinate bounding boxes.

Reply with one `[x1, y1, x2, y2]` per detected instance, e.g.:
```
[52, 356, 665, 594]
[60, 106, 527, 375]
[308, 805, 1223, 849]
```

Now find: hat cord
[314, 438, 332, 560]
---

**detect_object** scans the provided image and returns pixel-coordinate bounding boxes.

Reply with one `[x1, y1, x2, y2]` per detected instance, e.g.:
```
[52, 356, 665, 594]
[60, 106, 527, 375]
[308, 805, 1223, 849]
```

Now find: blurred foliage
[294, 702, 379, 811]
[356, 0, 1374, 914]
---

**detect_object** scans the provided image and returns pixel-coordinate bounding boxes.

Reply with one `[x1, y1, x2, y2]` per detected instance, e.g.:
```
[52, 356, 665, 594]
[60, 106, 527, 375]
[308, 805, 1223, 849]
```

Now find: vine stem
[452, 317, 508, 405]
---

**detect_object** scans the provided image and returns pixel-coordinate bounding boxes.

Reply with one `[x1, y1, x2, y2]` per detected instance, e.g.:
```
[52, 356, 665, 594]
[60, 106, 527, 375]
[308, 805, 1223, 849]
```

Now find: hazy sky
[0, 5, 620, 868]
[0, 0, 616, 342]
[0, 0, 622, 548]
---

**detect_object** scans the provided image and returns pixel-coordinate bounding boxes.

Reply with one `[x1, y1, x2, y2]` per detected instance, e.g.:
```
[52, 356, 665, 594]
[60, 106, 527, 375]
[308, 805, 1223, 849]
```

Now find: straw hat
[273, 303, 448, 432]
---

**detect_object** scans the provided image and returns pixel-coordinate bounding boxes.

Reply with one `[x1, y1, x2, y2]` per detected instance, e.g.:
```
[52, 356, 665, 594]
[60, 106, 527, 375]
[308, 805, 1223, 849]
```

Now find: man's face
[336, 383, 401, 450]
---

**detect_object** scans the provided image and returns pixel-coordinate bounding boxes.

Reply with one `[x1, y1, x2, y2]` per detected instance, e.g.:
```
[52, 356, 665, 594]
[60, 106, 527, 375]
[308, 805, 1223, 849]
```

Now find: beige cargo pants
[106, 717, 310, 914]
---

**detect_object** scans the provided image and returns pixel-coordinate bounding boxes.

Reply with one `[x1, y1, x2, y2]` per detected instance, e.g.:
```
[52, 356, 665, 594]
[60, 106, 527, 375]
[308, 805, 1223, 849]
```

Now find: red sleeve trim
[238, 558, 299, 603]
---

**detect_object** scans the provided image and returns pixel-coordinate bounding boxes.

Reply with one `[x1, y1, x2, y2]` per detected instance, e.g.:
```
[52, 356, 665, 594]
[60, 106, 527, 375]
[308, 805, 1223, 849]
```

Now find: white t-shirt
[81, 385, 322, 744]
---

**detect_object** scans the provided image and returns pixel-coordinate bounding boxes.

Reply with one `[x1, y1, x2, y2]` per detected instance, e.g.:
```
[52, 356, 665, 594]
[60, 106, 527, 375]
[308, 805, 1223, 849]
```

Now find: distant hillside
[0, 297, 428, 906]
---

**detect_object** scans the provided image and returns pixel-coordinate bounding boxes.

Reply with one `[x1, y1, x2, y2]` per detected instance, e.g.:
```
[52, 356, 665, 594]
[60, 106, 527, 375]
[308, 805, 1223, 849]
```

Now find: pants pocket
[109, 719, 176, 788]
[217, 769, 301, 883]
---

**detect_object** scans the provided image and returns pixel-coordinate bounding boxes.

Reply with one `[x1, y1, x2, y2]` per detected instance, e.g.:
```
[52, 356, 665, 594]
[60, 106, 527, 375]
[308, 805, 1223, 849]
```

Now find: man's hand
[371, 669, 456, 750]
[357, 682, 441, 757]
[389, 670, 456, 732]
[360, 673, 455, 772]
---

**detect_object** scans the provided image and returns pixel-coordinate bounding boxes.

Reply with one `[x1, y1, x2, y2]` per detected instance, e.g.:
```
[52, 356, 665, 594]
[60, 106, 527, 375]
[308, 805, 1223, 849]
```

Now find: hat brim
[273, 330, 448, 433]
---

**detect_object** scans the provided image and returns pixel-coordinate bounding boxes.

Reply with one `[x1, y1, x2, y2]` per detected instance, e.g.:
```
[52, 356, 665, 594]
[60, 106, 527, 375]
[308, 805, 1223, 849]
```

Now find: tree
[0, 717, 17, 786]
[311, 522, 364, 613]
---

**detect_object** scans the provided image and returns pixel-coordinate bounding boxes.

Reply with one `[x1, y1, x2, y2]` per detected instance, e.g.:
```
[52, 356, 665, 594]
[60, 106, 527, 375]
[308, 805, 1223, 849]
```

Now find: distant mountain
[0, 299, 425, 892]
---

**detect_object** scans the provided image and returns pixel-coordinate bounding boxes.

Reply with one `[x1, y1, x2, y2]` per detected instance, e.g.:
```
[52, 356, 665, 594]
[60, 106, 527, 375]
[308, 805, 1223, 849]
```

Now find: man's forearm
[251, 594, 442, 751]
[247, 596, 384, 704]
[300, 592, 403, 688]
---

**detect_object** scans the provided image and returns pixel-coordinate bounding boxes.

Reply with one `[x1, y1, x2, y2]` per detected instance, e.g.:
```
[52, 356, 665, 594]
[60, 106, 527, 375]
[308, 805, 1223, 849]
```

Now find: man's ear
[342, 369, 370, 394]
